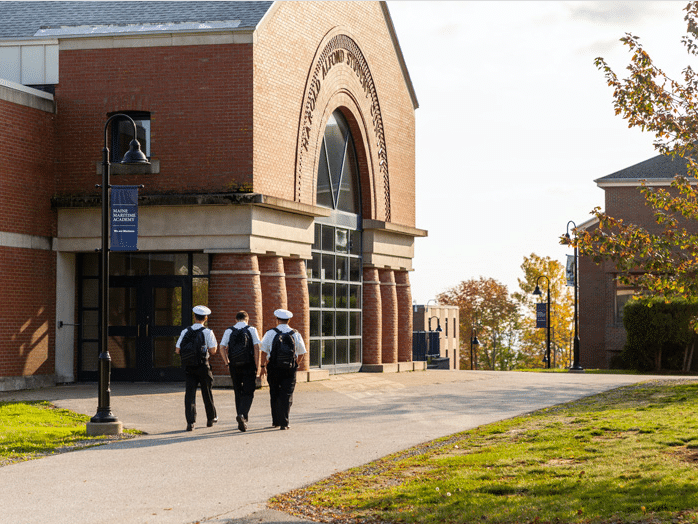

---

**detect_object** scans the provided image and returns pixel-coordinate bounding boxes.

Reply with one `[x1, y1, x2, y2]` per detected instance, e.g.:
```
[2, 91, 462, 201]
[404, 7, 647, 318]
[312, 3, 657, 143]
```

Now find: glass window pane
[192, 278, 209, 316]
[349, 258, 361, 282]
[335, 228, 348, 253]
[154, 336, 179, 367]
[82, 253, 99, 277]
[81, 342, 99, 372]
[154, 287, 182, 326]
[313, 223, 322, 250]
[310, 311, 321, 337]
[337, 136, 360, 214]
[316, 142, 334, 209]
[150, 254, 175, 275]
[350, 311, 361, 336]
[349, 285, 361, 309]
[130, 253, 149, 276]
[322, 311, 334, 336]
[193, 254, 209, 275]
[336, 284, 348, 308]
[174, 254, 189, 275]
[349, 231, 361, 256]
[322, 339, 335, 366]
[336, 339, 348, 364]
[82, 310, 99, 340]
[349, 339, 361, 363]
[336, 256, 348, 281]
[308, 253, 321, 280]
[322, 283, 335, 308]
[308, 282, 321, 308]
[309, 339, 321, 367]
[110, 253, 127, 276]
[109, 335, 136, 369]
[322, 254, 335, 280]
[322, 226, 334, 254]
[324, 113, 347, 201]
[336, 311, 348, 336]
[82, 278, 99, 308]
[110, 287, 136, 326]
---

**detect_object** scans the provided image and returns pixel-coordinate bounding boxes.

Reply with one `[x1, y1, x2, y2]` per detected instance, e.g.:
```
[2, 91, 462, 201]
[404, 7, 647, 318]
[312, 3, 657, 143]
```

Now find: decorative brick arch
[295, 30, 390, 221]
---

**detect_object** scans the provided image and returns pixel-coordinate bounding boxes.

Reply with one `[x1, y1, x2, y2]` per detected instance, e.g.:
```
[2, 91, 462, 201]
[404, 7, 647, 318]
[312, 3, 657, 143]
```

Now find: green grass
[272, 380, 698, 524]
[0, 401, 139, 466]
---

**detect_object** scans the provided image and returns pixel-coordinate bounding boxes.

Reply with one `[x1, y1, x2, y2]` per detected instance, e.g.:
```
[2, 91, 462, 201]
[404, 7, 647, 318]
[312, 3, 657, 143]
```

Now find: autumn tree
[512, 254, 574, 369]
[437, 277, 520, 370]
[576, 1, 698, 299]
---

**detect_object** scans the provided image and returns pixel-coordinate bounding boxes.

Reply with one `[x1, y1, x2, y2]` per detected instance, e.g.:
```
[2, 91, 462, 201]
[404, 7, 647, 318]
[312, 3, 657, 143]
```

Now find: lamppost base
[86, 421, 123, 436]
[568, 366, 585, 374]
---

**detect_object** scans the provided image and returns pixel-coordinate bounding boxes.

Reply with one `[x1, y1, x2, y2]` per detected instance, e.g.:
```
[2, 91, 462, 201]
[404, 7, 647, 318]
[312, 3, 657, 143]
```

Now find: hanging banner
[110, 185, 139, 251]
[536, 302, 547, 328]
[566, 254, 576, 287]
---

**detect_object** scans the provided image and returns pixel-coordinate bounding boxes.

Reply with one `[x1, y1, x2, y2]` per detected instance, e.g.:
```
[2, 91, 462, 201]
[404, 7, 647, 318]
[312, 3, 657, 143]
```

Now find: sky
[386, 1, 691, 303]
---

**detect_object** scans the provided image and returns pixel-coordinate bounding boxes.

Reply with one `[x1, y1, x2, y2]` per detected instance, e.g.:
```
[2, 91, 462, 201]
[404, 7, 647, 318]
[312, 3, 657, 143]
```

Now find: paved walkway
[0, 370, 688, 524]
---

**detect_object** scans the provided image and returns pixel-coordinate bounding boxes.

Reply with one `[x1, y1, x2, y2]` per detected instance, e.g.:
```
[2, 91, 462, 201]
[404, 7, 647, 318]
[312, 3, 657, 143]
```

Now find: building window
[615, 283, 636, 324]
[310, 110, 362, 372]
[110, 111, 150, 162]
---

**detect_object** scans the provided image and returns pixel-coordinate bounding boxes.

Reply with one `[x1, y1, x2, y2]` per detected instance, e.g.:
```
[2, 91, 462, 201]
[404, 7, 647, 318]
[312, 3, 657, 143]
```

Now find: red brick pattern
[284, 258, 310, 371]
[379, 269, 398, 364]
[395, 271, 413, 362]
[362, 268, 382, 365]
[259, 256, 288, 334]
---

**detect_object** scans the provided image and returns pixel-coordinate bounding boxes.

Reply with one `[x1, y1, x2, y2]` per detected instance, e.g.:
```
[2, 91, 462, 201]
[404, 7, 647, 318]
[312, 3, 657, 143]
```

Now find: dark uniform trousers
[184, 362, 217, 425]
[266, 366, 297, 427]
[228, 361, 257, 420]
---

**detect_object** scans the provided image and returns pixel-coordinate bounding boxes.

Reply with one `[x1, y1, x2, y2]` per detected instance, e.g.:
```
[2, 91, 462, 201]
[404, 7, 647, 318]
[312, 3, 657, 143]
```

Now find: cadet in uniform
[175, 305, 219, 431]
[219, 311, 263, 432]
[260, 309, 306, 430]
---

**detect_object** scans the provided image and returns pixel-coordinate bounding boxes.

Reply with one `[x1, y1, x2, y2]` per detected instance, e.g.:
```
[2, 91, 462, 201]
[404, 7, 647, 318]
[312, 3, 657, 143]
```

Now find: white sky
[386, 0, 690, 303]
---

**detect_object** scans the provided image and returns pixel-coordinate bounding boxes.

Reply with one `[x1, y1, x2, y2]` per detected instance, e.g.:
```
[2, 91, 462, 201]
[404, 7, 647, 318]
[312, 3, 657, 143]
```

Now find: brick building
[0, 1, 426, 391]
[578, 153, 691, 369]
[412, 304, 460, 369]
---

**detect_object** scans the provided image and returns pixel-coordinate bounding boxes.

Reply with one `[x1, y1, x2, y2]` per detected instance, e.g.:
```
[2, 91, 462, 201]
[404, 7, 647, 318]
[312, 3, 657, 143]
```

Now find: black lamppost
[566, 221, 584, 372]
[89, 114, 149, 433]
[470, 320, 480, 370]
[533, 275, 551, 369]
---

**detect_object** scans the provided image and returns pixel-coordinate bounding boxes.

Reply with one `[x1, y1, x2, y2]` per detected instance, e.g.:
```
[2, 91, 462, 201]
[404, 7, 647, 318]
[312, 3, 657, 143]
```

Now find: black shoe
[236, 414, 247, 432]
[186, 423, 194, 431]
[207, 417, 218, 427]
[280, 426, 289, 430]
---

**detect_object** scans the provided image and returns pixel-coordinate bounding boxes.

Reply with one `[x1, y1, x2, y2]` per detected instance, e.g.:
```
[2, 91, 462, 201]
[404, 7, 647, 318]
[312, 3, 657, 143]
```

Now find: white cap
[274, 309, 293, 320]
[193, 305, 211, 316]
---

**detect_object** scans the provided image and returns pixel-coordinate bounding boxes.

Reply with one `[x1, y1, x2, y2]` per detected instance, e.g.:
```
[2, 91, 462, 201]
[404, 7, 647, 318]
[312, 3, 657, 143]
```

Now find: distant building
[579, 153, 692, 368]
[0, 1, 427, 391]
[412, 304, 460, 369]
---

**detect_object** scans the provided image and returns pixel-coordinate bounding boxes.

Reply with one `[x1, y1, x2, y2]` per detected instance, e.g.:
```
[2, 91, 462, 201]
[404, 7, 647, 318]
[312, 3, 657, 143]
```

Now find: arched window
[309, 110, 362, 373]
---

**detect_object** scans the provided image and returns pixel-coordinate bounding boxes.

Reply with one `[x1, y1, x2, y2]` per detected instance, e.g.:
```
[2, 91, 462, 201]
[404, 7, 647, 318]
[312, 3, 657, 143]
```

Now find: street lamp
[533, 275, 551, 369]
[470, 321, 480, 370]
[565, 220, 584, 373]
[88, 114, 149, 435]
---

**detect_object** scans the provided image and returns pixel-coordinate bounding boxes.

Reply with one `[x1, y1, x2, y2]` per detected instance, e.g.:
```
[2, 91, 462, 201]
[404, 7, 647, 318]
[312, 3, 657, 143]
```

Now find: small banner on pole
[110, 185, 139, 251]
[566, 254, 576, 287]
[536, 302, 547, 328]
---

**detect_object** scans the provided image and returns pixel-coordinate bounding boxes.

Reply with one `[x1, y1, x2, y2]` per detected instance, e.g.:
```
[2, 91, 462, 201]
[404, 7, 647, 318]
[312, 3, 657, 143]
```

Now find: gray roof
[596, 153, 692, 184]
[0, 1, 273, 40]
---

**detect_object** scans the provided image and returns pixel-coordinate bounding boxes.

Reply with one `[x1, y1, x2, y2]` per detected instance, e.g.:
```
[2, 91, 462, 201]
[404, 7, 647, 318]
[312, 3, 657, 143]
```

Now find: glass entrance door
[108, 275, 188, 381]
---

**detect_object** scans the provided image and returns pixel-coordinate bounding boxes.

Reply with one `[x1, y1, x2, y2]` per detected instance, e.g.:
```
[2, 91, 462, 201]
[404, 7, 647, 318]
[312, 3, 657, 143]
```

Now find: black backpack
[179, 326, 207, 367]
[269, 328, 297, 369]
[227, 326, 254, 365]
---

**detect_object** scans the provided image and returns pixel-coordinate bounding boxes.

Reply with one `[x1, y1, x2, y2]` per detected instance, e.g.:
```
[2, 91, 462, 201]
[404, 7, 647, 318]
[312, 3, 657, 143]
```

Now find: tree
[512, 254, 574, 368]
[437, 277, 520, 370]
[577, 2, 698, 299]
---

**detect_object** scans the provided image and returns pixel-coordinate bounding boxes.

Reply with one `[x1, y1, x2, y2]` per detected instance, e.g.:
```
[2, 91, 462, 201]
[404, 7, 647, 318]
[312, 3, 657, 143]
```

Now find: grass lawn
[272, 380, 698, 524]
[0, 400, 138, 467]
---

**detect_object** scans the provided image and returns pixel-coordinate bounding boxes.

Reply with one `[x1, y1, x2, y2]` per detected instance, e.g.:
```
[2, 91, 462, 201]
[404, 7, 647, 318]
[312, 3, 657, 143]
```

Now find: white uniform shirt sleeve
[204, 328, 217, 349]
[260, 325, 306, 356]
[176, 328, 188, 348]
[220, 328, 232, 348]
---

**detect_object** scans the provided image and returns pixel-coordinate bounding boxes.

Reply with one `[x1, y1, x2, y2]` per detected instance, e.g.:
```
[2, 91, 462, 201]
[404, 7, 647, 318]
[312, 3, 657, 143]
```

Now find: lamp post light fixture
[88, 114, 149, 436]
[470, 323, 480, 370]
[533, 275, 551, 369]
[565, 220, 584, 373]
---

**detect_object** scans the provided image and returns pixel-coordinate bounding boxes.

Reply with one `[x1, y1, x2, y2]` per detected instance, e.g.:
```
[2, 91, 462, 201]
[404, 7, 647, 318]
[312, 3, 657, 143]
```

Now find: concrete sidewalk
[0, 370, 688, 524]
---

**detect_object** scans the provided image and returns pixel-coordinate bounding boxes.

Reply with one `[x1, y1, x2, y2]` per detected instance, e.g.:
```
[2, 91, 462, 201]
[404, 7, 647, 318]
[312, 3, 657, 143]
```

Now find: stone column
[284, 258, 309, 371]
[259, 256, 288, 334]
[362, 267, 382, 366]
[379, 269, 398, 364]
[209, 254, 262, 376]
[395, 270, 413, 363]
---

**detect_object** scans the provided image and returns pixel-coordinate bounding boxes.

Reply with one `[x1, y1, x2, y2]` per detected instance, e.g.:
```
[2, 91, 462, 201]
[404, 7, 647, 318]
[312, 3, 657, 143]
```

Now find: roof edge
[380, 1, 418, 110]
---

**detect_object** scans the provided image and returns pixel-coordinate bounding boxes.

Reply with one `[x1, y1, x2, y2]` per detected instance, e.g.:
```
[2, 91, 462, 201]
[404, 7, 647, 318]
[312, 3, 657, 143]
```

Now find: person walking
[220, 311, 263, 432]
[176, 305, 219, 431]
[260, 309, 306, 430]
